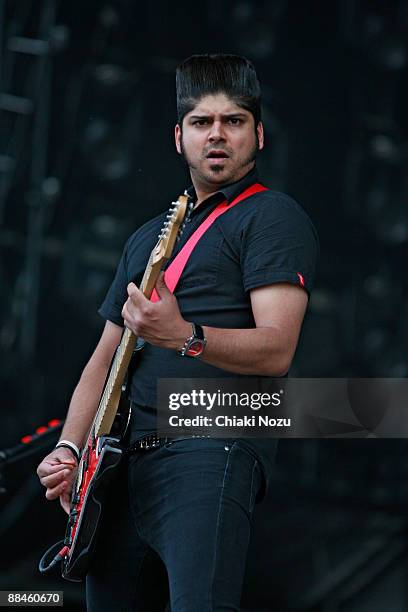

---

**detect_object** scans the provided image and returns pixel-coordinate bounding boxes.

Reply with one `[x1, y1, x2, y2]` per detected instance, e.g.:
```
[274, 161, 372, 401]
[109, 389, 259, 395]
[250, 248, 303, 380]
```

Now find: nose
[208, 120, 226, 142]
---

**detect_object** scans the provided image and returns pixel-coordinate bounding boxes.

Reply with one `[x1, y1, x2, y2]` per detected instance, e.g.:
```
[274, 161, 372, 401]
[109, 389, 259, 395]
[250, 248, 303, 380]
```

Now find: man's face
[175, 93, 264, 191]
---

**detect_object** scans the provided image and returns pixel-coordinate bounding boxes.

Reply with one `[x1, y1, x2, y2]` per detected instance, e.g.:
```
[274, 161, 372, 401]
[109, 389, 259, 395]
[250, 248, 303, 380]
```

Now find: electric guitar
[39, 194, 191, 581]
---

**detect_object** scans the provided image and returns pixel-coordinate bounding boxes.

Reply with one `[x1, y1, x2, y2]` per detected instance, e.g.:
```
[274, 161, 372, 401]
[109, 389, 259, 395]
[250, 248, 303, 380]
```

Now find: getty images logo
[168, 389, 283, 411]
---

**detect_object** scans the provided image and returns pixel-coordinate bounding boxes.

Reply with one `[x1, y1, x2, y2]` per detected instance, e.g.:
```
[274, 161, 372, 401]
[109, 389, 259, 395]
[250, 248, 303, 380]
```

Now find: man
[37, 54, 318, 611]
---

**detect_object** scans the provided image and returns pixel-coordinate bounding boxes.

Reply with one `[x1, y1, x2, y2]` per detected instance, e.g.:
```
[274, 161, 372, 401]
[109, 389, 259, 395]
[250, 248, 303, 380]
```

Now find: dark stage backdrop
[1, 1, 407, 610]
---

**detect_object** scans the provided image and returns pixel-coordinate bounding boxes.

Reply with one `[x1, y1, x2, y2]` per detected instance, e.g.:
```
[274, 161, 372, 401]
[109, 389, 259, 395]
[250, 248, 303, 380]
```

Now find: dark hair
[176, 53, 261, 126]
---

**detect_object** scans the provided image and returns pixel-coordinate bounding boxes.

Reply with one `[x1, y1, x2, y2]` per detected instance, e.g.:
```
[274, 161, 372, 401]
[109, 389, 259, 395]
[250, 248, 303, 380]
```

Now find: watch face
[186, 340, 204, 357]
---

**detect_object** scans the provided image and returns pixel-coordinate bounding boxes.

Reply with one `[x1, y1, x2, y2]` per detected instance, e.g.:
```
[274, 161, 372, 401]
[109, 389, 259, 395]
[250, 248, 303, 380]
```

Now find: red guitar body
[61, 431, 124, 581]
[38, 395, 131, 582]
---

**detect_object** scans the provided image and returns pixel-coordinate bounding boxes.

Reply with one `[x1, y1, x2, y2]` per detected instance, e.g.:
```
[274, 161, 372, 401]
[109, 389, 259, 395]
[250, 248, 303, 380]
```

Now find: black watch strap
[192, 322, 205, 340]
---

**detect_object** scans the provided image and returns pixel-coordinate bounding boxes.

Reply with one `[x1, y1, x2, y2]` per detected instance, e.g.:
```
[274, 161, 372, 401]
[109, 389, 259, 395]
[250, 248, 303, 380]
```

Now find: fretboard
[93, 251, 161, 438]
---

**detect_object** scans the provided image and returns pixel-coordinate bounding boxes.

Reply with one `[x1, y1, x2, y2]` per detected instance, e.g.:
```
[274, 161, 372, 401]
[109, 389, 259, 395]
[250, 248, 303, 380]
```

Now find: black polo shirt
[99, 166, 319, 485]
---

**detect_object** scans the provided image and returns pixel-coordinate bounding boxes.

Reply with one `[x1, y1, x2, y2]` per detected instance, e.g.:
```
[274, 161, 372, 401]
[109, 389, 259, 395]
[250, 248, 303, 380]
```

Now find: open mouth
[206, 150, 229, 159]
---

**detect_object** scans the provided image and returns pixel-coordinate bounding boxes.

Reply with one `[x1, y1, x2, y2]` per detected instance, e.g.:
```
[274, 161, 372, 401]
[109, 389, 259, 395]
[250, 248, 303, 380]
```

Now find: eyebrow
[188, 112, 248, 120]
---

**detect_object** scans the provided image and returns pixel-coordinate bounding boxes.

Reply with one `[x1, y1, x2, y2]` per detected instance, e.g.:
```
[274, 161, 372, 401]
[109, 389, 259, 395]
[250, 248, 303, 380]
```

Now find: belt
[125, 432, 210, 453]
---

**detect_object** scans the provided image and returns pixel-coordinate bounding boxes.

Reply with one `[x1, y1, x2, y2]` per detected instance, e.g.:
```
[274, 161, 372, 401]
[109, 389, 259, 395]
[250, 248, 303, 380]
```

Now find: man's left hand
[121, 272, 191, 350]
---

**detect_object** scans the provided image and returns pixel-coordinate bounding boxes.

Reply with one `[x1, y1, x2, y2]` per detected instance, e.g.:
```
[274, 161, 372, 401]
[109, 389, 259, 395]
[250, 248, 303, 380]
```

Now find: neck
[191, 163, 255, 209]
[194, 187, 218, 208]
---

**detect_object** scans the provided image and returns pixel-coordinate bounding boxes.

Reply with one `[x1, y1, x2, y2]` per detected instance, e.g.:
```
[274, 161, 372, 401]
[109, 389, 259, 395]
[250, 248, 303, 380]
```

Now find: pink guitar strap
[151, 182, 268, 302]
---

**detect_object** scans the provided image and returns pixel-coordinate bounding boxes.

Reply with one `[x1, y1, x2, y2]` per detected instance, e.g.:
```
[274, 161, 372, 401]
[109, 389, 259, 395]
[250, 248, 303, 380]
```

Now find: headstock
[151, 194, 193, 265]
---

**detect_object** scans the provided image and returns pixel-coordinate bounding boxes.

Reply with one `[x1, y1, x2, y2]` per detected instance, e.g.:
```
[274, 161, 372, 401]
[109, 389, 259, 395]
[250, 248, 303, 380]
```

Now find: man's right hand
[37, 447, 78, 515]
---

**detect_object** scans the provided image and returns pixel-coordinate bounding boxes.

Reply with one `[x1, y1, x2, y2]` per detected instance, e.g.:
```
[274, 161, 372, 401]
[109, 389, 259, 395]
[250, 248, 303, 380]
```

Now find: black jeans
[86, 438, 263, 612]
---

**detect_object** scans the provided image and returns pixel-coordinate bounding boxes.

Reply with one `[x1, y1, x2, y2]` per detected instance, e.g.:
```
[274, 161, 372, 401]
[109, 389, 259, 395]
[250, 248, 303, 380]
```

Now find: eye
[193, 119, 208, 126]
[228, 117, 241, 125]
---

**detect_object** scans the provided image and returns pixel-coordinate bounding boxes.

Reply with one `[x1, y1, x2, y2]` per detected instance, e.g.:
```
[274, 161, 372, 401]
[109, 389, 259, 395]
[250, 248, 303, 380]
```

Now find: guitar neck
[92, 254, 162, 439]
[87, 193, 190, 441]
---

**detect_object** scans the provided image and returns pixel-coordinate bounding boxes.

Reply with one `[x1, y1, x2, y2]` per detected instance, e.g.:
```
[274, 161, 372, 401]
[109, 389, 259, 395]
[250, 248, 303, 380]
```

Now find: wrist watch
[178, 322, 207, 358]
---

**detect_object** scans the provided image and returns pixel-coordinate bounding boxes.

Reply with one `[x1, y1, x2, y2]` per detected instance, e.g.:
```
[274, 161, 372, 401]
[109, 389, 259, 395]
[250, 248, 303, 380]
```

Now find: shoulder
[246, 189, 314, 223]
[221, 188, 318, 241]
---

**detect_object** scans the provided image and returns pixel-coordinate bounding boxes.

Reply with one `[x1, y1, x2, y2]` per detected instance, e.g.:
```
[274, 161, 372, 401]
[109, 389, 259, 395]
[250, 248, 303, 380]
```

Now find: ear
[175, 124, 182, 155]
[256, 121, 264, 151]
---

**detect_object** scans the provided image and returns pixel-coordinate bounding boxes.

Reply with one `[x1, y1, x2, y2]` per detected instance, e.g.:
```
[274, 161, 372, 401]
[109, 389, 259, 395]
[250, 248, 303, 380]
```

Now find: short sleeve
[241, 194, 319, 297]
[98, 239, 130, 326]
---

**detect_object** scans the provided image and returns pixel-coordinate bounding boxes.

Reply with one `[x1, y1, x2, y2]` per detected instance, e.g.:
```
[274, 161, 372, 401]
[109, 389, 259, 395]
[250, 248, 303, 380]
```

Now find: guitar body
[62, 397, 130, 581]
[62, 438, 122, 580]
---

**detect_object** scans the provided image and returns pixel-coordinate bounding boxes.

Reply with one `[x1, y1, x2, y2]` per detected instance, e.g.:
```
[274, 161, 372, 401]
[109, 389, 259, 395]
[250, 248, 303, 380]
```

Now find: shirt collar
[185, 166, 259, 212]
